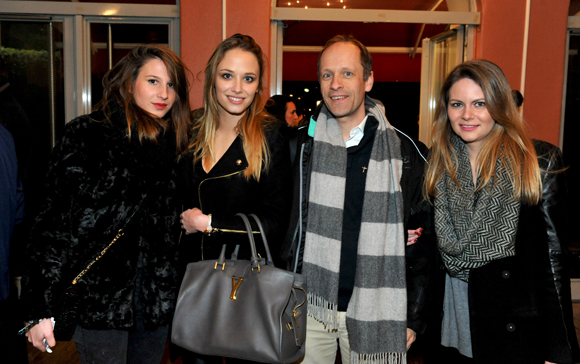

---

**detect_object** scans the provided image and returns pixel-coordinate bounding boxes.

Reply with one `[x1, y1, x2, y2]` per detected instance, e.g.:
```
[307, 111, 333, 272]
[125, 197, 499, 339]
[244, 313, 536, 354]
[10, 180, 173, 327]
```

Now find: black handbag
[52, 285, 82, 341]
[171, 213, 307, 364]
[52, 202, 145, 341]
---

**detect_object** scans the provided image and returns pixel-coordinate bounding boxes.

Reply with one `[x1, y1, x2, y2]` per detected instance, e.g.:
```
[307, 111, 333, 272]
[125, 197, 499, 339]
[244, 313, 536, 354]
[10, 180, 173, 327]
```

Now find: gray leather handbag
[171, 213, 307, 364]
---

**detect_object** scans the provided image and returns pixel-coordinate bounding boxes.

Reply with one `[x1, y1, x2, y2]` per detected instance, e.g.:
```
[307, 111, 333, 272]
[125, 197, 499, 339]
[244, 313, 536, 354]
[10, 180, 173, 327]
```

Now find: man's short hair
[317, 35, 373, 81]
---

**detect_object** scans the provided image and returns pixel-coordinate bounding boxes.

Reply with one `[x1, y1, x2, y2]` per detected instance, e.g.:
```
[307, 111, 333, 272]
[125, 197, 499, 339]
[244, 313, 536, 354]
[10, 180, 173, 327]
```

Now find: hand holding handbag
[171, 213, 307, 364]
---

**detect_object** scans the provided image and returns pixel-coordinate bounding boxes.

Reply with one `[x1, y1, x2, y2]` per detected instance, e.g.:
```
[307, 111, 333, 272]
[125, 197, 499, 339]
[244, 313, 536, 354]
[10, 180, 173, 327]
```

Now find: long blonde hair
[424, 59, 542, 205]
[188, 34, 271, 180]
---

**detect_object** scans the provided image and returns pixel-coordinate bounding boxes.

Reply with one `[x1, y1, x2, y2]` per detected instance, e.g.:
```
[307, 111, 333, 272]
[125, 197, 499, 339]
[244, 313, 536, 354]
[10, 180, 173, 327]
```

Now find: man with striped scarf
[281, 35, 434, 364]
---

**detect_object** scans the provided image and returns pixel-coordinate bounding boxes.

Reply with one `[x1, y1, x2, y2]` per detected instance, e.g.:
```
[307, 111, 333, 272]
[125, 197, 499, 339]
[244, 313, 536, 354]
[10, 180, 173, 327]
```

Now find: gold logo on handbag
[230, 277, 243, 300]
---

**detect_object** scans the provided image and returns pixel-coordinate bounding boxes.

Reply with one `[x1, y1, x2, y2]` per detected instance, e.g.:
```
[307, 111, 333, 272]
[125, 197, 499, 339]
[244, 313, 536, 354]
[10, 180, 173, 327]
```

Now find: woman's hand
[26, 319, 55, 352]
[180, 208, 209, 234]
[407, 228, 423, 246]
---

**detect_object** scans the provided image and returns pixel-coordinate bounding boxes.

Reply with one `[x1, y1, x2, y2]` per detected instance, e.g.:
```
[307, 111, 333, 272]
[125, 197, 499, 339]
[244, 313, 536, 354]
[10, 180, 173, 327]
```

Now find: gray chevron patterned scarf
[435, 133, 520, 282]
[303, 97, 407, 364]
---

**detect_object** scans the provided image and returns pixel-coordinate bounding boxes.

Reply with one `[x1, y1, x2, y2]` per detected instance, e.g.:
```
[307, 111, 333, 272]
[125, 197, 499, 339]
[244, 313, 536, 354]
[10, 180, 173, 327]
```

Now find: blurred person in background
[0, 122, 26, 363]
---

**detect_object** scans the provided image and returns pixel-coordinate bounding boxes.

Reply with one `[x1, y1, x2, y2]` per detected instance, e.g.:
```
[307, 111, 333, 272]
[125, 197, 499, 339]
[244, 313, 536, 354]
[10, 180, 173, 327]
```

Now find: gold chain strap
[71, 229, 125, 285]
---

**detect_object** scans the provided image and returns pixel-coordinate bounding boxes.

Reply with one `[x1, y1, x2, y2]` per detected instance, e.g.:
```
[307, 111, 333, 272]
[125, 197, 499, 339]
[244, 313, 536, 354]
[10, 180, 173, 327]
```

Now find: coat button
[506, 323, 516, 332]
[236, 159, 242, 166]
[502, 270, 510, 279]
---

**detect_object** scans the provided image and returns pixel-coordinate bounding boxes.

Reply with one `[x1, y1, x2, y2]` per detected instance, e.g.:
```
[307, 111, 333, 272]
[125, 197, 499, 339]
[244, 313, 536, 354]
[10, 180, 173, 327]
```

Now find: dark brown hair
[95, 44, 191, 155]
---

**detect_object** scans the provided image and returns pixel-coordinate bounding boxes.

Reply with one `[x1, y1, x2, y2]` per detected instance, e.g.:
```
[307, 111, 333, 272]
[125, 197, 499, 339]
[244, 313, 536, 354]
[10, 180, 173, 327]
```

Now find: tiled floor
[26, 303, 580, 364]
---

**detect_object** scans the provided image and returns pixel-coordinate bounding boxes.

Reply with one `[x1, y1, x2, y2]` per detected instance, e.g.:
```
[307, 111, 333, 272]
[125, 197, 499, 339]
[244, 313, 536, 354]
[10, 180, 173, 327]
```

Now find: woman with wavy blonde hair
[188, 33, 271, 181]
[424, 59, 579, 363]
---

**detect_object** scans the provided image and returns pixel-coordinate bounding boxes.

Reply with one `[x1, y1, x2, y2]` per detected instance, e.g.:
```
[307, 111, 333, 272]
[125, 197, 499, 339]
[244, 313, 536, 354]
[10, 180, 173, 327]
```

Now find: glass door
[1, 2, 179, 218]
[562, 31, 580, 255]
[0, 19, 66, 212]
[87, 20, 171, 108]
[418, 26, 465, 146]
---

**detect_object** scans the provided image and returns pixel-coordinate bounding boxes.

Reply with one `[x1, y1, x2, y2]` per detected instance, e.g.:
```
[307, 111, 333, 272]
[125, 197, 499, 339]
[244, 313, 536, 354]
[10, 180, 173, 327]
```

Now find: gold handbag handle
[71, 229, 125, 285]
[292, 286, 307, 327]
[69, 196, 147, 285]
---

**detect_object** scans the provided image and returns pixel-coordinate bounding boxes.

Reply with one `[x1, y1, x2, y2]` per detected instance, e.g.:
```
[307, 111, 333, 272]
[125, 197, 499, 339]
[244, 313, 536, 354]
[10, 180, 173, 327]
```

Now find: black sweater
[338, 117, 377, 310]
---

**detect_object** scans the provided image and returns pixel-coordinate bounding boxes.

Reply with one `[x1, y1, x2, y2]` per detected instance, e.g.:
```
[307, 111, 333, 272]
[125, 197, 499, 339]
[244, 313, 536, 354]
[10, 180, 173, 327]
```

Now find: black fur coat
[21, 107, 182, 330]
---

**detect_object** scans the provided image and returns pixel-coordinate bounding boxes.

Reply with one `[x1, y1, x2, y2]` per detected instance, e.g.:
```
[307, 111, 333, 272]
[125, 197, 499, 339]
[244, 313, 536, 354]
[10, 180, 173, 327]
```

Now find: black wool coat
[426, 140, 580, 364]
[21, 107, 182, 330]
[177, 120, 292, 268]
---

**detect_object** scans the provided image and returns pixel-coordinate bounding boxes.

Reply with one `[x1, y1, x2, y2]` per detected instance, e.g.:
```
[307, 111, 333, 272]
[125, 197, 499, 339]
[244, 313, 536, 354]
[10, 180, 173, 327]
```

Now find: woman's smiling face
[448, 77, 495, 156]
[214, 48, 260, 122]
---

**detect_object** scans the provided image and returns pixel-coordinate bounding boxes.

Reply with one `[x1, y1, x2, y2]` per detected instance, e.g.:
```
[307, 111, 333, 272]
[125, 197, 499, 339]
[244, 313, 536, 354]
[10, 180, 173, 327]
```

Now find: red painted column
[475, 0, 527, 91]
[180, 0, 271, 109]
[523, 0, 569, 144]
[474, 0, 570, 145]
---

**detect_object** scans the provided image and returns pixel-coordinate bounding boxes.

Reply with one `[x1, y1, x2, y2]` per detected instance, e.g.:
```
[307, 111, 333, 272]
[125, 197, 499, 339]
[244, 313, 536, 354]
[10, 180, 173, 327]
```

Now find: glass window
[563, 34, 580, 255]
[0, 19, 65, 212]
[90, 22, 169, 107]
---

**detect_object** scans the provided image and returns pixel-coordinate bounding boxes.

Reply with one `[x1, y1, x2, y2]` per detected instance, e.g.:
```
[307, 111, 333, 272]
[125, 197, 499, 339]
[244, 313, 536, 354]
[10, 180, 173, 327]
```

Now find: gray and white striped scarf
[303, 97, 407, 364]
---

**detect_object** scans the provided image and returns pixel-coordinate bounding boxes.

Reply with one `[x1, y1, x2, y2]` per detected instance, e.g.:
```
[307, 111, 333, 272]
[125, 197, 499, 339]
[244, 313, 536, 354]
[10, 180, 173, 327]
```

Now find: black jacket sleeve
[21, 118, 88, 320]
[400, 137, 436, 335]
[535, 140, 580, 363]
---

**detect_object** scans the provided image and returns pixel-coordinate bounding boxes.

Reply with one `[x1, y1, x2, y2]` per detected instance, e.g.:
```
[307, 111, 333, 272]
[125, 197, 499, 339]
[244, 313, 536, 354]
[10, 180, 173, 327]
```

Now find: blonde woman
[178, 33, 292, 364]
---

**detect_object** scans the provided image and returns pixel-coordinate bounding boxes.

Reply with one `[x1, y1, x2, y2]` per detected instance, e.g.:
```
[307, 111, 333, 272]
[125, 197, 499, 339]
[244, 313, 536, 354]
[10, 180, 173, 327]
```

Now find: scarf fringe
[307, 293, 338, 330]
[351, 351, 406, 364]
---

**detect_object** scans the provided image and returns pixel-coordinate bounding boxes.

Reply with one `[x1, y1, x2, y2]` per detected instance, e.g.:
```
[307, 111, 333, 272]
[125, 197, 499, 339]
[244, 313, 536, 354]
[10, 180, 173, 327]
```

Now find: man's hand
[406, 328, 416, 351]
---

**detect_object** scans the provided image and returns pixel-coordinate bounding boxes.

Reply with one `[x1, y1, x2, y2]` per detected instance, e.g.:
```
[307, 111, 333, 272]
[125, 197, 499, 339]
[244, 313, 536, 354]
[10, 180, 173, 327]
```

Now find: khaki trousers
[300, 312, 350, 364]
